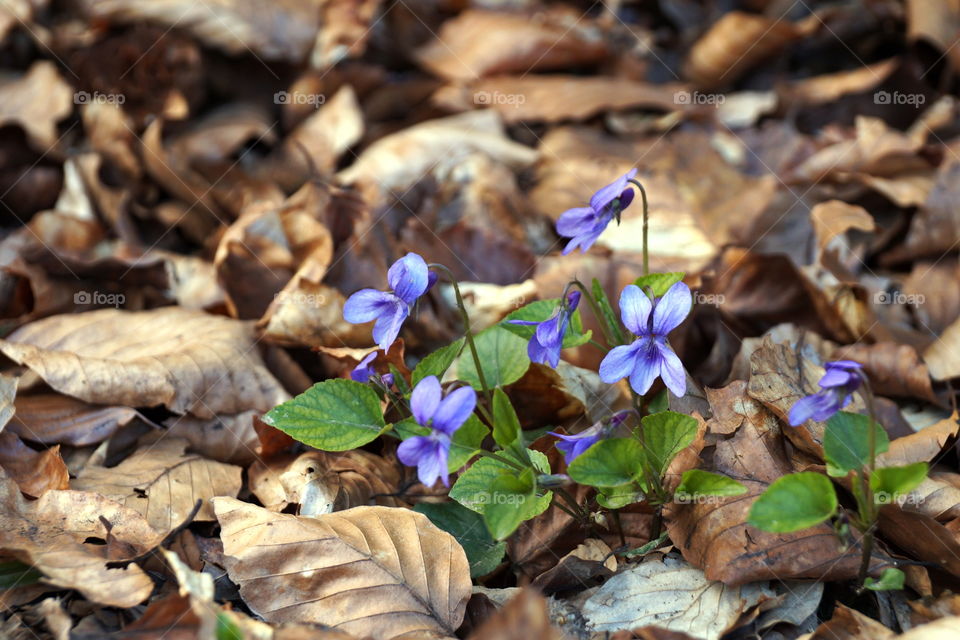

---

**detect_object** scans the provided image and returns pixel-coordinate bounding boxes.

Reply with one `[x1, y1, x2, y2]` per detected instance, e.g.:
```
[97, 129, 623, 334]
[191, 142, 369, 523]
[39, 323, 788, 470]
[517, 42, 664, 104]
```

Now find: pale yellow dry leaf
[581, 553, 773, 640]
[73, 438, 242, 533]
[0, 61, 74, 151]
[0, 307, 290, 418]
[810, 200, 875, 252]
[924, 317, 960, 381]
[0, 468, 162, 608]
[214, 499, 471, 639]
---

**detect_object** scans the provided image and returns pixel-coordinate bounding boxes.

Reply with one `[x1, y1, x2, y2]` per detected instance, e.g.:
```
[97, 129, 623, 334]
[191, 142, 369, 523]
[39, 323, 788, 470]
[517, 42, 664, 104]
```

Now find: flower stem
[857, 379, 880, 587]
[428, 264, 491, 405]
[627, 178, 649, 276]
[474, 448, 526, 472]
[568, 279, 622, 346]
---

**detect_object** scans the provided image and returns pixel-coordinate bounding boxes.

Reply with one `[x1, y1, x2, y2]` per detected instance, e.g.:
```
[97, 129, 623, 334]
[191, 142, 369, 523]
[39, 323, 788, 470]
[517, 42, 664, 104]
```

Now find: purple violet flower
[508, 291, 581, 368]
[599, 282, 691, 397]
[557, 169, 637, 254]
[397, 376, 476, 488]
[550, 411, 630, 464]
[788, 360, 864, 426]
[350, 352, 394, 387]
[343, 253, 436, 350]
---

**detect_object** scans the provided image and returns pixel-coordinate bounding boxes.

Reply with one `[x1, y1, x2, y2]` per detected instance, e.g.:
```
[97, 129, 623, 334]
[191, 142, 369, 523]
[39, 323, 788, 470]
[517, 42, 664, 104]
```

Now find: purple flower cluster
[397, 376, 476, 488]
[788, 360, 864, 425]
[350, 351, 394, 388]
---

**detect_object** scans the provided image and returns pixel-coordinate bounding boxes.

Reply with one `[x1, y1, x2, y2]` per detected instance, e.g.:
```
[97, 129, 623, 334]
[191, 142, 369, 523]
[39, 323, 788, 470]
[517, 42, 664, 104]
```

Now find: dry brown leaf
[801, 603, 894, 640]
[581, 554, 773, 639]
[433, 76, 683, 124]
[214, 500, 471, 639]
[0, 431, 69, 498]
[467, 589, 564, 640]
[903, 260, 960, 334]
[895, 161, 960, 262]
[0, 307, 290, 419]
[72, 437, 242, 534]
[76, 0, 325, 63]
[683, 12, 806, 87]
[906, 0, 960, 72]
[810, 200, 875, 253]
[531, 538, 616, 594]
[0, 61, 74, 151]
[278, 85, 364, 182]
[8, 393, 147, 446]
[164, 411, 259, 465]
[338, 110, 537, 206]
[923, 315, 960, 381]
[834, 342, 940, 405]
[666, 382, 863, 584]
[416, 9, 607, 81]
[0, 468, 163, 607]
[785, 58, 899, 106]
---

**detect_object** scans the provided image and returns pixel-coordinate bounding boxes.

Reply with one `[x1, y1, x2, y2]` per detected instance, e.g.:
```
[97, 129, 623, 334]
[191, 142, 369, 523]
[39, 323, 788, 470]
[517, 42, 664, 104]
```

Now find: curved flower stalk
[557, 169, 637, 254]
[343, 253, 437, 350]
[350, 352, 395, 387]
[788, 360, 864, 425]
[550, 411, 630, 464]
[397, 376, 476, 488]
[598, 282, 691, 397]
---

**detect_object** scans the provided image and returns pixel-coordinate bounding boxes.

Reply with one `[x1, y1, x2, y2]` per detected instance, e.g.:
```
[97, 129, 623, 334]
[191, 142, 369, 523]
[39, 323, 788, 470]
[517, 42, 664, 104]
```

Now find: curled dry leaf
[0, 431, 69, 498]
[923, 316, 960, 381]
[164, 410, 260, 465]
[337, 110, 537, 205]
[214, 500, 471, 639]
[581, 554, 773, 640]
[433, 76, 683, 124]
[895, 161, 960, 262]
[467, 589, 564, 640]
[665, 381, 863, 584]
[72, 438, 242, 534]
[249, 449, 403, 514]
[8, 393, 148, 447]
[416, 9, 607, 81]
[810, 200, 875, 253]
[0, 468, 163, 607]
[0, 61, 74, 151]
[903, 259, 960, 334]
[76, 0, 325, 63]
[531, 538, 616, 594]
[0, 307, 290, 419]
[833, 342, 940, 405]
[683, 12, 805, 87]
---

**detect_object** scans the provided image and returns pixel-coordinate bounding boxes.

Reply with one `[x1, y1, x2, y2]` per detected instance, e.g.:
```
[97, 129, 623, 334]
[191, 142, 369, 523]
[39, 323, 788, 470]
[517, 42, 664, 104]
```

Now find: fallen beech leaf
[907, 0, 960, 72]
[467, 589, 564, 640]
[581, 554, 773, 639]
[0, 307, 290, 419]
[903, 260, 960, 334]
[896, 161, 960, 261]
[0, 431, 69, 498]
[214, 500, 471, 639]
[802, 603, 894, 639]
[433, 76, 683, 124]
[923, 316, 960, 381]
[164, 411, 259, 465]
[683, 12, 805, 87]
[416, 9, 607, 81]
[0, 468, 162, 607]
[337, 110, 537, 206]
[666, 382, 863, 584]
[834, 342, 940, 405]
[785, 58, 899, 106]
[810, 200, 875, 253]
[8, 394, 147, 446]
[531, 538, 616, 594]
[76, 0, 325, 62]
[73, 438, 242, 534]
[0, 61, 74, 151]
